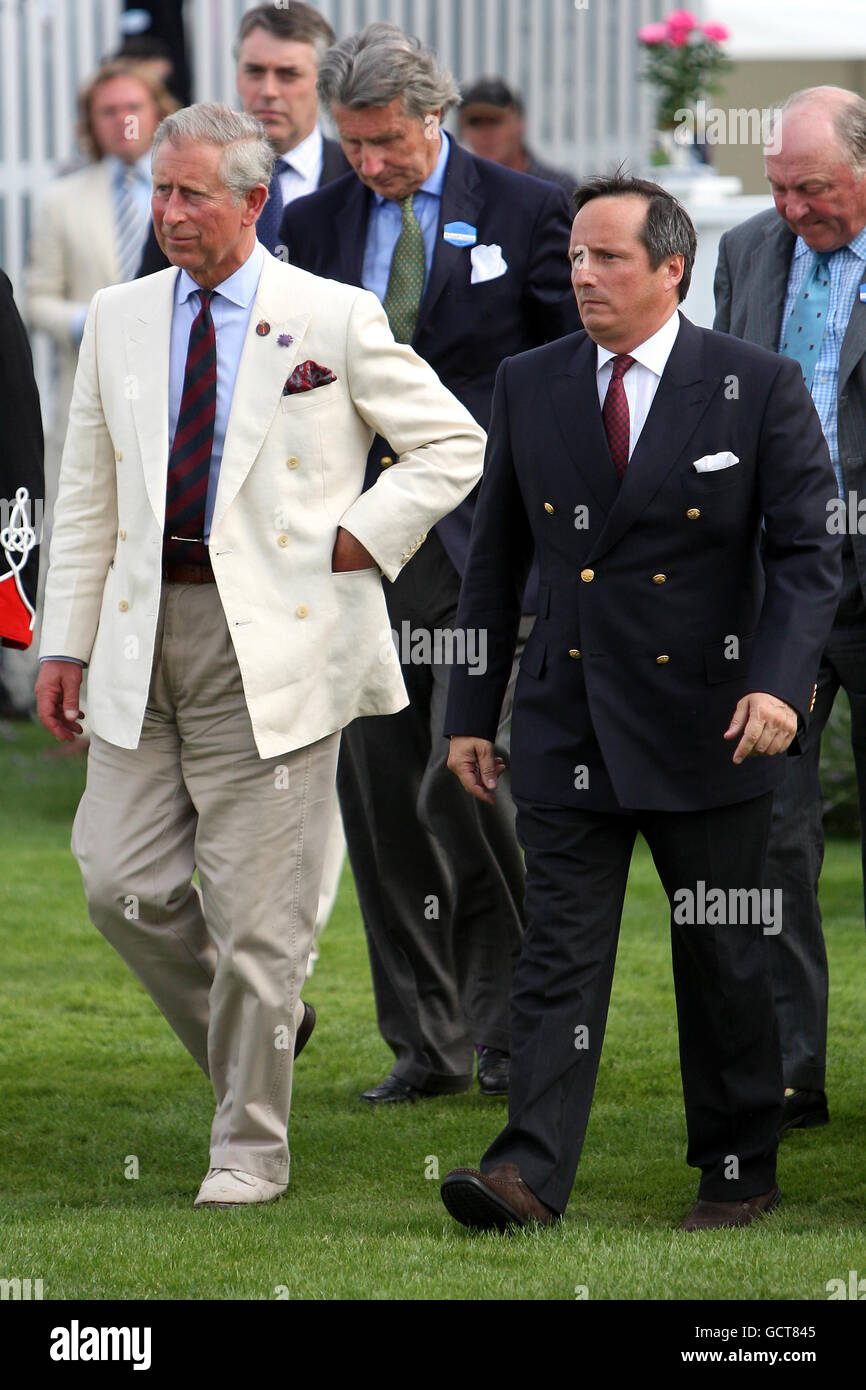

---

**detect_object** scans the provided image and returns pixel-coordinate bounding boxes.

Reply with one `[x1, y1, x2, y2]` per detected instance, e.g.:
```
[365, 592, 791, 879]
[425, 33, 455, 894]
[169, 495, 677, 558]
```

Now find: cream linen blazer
[40, 252, 485, 757]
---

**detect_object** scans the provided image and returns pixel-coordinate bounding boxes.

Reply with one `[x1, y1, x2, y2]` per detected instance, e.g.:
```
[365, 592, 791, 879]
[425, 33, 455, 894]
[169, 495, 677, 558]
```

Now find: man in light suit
[714, 87, 866, 1137]
[135, 2, 350, 277]
[440, 175, 840, 1232]
[35, 103, 484, 1209]
[281, 22, 579, 1104]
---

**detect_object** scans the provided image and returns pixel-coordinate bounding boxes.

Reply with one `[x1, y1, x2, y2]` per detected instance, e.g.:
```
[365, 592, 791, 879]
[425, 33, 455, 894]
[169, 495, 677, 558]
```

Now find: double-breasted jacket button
[580, 568, 594, 582]
[652, 573, 667, 585]
[656, 654, 669, 665]
[380, 456, 394, 468]
[118, 600, 129, 612]
[544, 502, 555, 514]
[296, 605, 309, 618]
[287, 456, 299, 469]
[686, 508, 701, 520]
[278, 534, 289, 547]
[568, 648, 582, 659]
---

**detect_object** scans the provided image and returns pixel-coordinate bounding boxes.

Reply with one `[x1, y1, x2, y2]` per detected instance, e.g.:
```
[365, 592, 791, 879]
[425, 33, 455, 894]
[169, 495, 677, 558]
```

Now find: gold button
[580, 568, 594, 582]
[119, 529, 127, 541]
[296, 605, 308, 618]
[686, 508, 701, 520]
[380, 456, 394, 468]
[287, 456, 299, 469]
[656, 654, 669, 665]
[652, 573, 667, 585]
[114, 449, 122, 462]
[544, 502, 555, 515]
[118, 600, 129, 612]
[568, 648, 582, 659]
[278, 534, 289, 547]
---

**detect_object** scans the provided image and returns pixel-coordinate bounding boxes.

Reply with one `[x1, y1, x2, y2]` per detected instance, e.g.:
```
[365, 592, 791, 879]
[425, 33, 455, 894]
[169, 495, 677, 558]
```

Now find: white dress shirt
[595, 310, 680, 459]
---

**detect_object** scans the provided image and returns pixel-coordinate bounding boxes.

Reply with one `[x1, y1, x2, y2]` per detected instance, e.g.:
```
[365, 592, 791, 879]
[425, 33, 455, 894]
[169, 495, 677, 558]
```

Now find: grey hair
[152, 102, 274, 201]
[775, 88, 866, 175]
[317, 22, 460, 121]
[572, 170, 697, 302]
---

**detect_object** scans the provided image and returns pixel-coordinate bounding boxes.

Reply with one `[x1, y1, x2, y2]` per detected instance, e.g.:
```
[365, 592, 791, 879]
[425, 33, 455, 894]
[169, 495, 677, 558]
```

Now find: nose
[358, 145, 386, 179]
[572, 256, 596, 286]
[160, 190, 185, 225]
[781, 190, 810, 222]
[260, 68, 280, 99]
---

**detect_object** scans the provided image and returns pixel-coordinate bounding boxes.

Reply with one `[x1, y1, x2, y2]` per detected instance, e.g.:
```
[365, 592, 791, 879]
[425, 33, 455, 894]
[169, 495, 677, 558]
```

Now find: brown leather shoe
[441, 1163, 560, 1231]
[678, 1185, 781, 1232]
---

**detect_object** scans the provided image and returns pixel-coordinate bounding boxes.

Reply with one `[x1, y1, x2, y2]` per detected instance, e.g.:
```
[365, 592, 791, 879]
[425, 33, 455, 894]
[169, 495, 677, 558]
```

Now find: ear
[665, 252, 685, 292]
[245, 181, 269, 227]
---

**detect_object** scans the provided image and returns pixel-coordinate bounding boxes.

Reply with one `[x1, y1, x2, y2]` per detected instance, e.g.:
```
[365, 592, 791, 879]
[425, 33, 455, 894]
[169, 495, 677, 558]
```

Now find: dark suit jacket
[136, 135, 351, 277]
[714, 208, 866, 595]
[0, 270, 44, 648]
[280, 139, 580, 576]
[444, 314, 841, 812]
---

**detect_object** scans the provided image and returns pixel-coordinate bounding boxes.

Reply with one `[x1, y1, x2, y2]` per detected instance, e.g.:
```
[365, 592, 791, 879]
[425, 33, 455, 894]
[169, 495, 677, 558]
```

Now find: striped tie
[383, 195, 426, 343]
[602, 354, 635, 482]
[115, 166, 147, 282]
[164, 290, 216, 568]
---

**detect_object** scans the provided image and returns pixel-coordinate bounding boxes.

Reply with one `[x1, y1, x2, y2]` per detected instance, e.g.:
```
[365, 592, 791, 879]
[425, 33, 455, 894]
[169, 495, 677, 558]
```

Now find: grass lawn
[1, 719, 865, 1306]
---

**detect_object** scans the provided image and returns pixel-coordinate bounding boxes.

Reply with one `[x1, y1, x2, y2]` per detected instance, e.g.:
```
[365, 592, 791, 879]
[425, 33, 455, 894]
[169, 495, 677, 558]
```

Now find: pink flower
[667, 8, 698, 28]
[701, 21, 730, 42]
[638, 22, 670, 44]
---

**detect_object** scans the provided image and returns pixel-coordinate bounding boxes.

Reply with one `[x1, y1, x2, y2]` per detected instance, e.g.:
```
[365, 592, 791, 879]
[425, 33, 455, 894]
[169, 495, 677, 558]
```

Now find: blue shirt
[361, 132, 451, 303]
[780, 227, 866, 497]
[168, 240, 264, 541]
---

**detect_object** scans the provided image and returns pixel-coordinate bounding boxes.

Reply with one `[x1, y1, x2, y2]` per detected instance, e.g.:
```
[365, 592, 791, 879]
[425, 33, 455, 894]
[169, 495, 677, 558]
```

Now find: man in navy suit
[440, 175, 841, 1232]
[280, 22, 579, 1104]
[136, 2, 349, 275]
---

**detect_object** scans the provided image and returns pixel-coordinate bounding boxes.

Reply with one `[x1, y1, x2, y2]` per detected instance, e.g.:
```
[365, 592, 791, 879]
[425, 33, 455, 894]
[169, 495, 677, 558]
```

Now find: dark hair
[234, 2, 336, 66]
[572, 170, 697, 301]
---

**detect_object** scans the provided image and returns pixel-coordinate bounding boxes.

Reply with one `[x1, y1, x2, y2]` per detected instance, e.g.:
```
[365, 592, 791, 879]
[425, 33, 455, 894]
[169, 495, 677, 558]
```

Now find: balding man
[714, 87, 866, 1136]
[35, 102, 484, 1208]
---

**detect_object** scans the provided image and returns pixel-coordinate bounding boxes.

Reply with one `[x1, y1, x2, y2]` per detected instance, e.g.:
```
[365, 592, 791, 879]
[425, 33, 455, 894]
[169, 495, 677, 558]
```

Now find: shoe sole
[441, 1173, 527, 1231]
[778, 1107, 829, 1137]
[195, 1193, 285, 1209]
[478, 1080, 509, 1096]
[679, 1186, 781, 1232]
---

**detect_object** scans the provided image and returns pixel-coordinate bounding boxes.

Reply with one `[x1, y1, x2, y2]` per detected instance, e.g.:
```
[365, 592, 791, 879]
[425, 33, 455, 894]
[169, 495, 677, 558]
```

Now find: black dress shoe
[441, 1163, 559, 1231]
[294, 1001, 316, 1057]
[779, 1088, 829, 1137]
[476, 1046, 509, 1095]
[359, 1073, 420, 1104]
[678, 1186, 780, 1232]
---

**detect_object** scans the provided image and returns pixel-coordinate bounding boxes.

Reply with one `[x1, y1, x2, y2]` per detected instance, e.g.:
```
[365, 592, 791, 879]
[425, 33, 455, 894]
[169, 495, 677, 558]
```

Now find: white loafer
[194, 1167, 287, 1208]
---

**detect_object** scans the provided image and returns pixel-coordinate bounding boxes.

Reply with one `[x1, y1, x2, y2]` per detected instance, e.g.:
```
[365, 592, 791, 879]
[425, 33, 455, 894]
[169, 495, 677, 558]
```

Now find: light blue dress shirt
[780, 226, 866, 498]
[168, 240, 264, 541]
[361, 132, 451, 303]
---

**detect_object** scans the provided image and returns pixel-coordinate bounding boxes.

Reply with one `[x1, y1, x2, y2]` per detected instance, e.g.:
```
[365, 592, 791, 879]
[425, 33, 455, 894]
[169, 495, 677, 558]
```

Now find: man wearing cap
[281, 22, 578, 1106]
[458, 76, 577, 199]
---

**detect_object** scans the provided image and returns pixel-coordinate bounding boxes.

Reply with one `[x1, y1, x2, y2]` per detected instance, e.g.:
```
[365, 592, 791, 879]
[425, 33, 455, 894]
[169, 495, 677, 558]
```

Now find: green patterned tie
[383, 194, 426, 343]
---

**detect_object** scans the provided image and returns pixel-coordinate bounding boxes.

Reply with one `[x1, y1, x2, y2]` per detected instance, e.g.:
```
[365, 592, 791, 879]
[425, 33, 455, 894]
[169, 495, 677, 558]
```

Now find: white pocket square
[470, 244, 508, 284]
[692, 451, 740, 473]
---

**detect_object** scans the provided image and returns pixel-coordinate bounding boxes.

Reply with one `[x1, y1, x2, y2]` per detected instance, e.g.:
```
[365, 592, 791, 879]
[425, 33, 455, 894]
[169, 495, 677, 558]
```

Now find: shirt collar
[793, 226, 866, 263]
[281, 126, 323, 180]
[106, 152, 152, 187]
[596, 308, 680, 377]
[371, 130, 451, 208]
[175, 238, 264, 309]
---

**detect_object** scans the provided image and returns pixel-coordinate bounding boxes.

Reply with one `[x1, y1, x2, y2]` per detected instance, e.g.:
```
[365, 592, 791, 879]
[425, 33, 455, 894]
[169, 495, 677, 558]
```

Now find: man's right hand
[35, 661, 84, 741]
[447, 735, 505, 804]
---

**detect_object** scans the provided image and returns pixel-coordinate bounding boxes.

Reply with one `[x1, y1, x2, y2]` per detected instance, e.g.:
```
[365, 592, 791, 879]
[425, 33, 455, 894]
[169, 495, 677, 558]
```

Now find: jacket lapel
[123, 268, 178, 527]
[414, 142, 483, 340]
[747, 219, 795, 351]
[211, 255, 311, 531]
[335, 176, 370, 288]
[548, 334, 619, 517]
[589, 315, 713, 562]
[839, 292, 866, 391]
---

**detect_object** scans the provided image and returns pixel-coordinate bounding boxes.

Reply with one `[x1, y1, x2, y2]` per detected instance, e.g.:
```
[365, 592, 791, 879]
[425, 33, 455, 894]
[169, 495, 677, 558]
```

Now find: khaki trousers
[71, 583, 340, 1184]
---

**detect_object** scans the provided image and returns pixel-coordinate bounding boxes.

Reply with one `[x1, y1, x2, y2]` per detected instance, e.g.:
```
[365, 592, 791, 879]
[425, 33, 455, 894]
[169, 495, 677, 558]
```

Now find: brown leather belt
[162, 559, 215, 584]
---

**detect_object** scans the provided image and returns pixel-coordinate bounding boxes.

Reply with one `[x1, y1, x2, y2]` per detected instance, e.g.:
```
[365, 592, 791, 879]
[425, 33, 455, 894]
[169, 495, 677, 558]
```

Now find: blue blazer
[280, 140, 580, 577]
[444, 315, 842, 812]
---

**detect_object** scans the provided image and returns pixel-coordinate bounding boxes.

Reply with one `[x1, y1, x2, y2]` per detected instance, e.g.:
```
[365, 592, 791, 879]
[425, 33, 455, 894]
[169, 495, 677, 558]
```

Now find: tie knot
[400, 194, 416, 217]
[609, 353, 635, 382]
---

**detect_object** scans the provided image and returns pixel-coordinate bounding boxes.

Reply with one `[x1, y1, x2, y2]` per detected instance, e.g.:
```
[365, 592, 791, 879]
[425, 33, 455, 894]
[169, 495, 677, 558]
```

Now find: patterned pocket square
[283, 361, 338, 395]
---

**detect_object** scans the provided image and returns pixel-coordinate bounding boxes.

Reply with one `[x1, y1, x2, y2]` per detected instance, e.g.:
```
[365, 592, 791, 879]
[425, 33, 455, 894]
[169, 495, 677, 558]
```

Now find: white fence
[1, 0, 671, 293]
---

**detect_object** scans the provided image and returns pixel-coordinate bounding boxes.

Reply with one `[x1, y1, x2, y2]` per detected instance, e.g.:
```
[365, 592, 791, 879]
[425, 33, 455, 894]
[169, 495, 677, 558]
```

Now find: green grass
[1, 719, 865, 1302]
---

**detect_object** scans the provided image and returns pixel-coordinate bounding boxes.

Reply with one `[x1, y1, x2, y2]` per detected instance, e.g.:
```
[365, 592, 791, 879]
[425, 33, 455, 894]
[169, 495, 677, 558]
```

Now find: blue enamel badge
[443, 221, 478, 247]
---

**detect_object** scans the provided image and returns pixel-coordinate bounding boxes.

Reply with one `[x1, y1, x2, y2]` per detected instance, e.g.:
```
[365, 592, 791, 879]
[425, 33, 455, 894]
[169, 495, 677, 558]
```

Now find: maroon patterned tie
[602, 353, 635, 482]
[164, 289, 216, 567]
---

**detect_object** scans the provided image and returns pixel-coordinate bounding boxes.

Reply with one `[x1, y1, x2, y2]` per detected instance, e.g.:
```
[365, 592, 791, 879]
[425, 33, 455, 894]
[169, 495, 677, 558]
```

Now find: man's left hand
[331, 526, 376, 572]
[724, 692, 797, 764]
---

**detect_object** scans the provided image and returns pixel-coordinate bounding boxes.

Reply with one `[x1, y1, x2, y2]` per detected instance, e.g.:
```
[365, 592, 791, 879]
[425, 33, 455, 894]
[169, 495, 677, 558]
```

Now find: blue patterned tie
[780, 252, 831, 392]
[256, 158, 287, 255]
